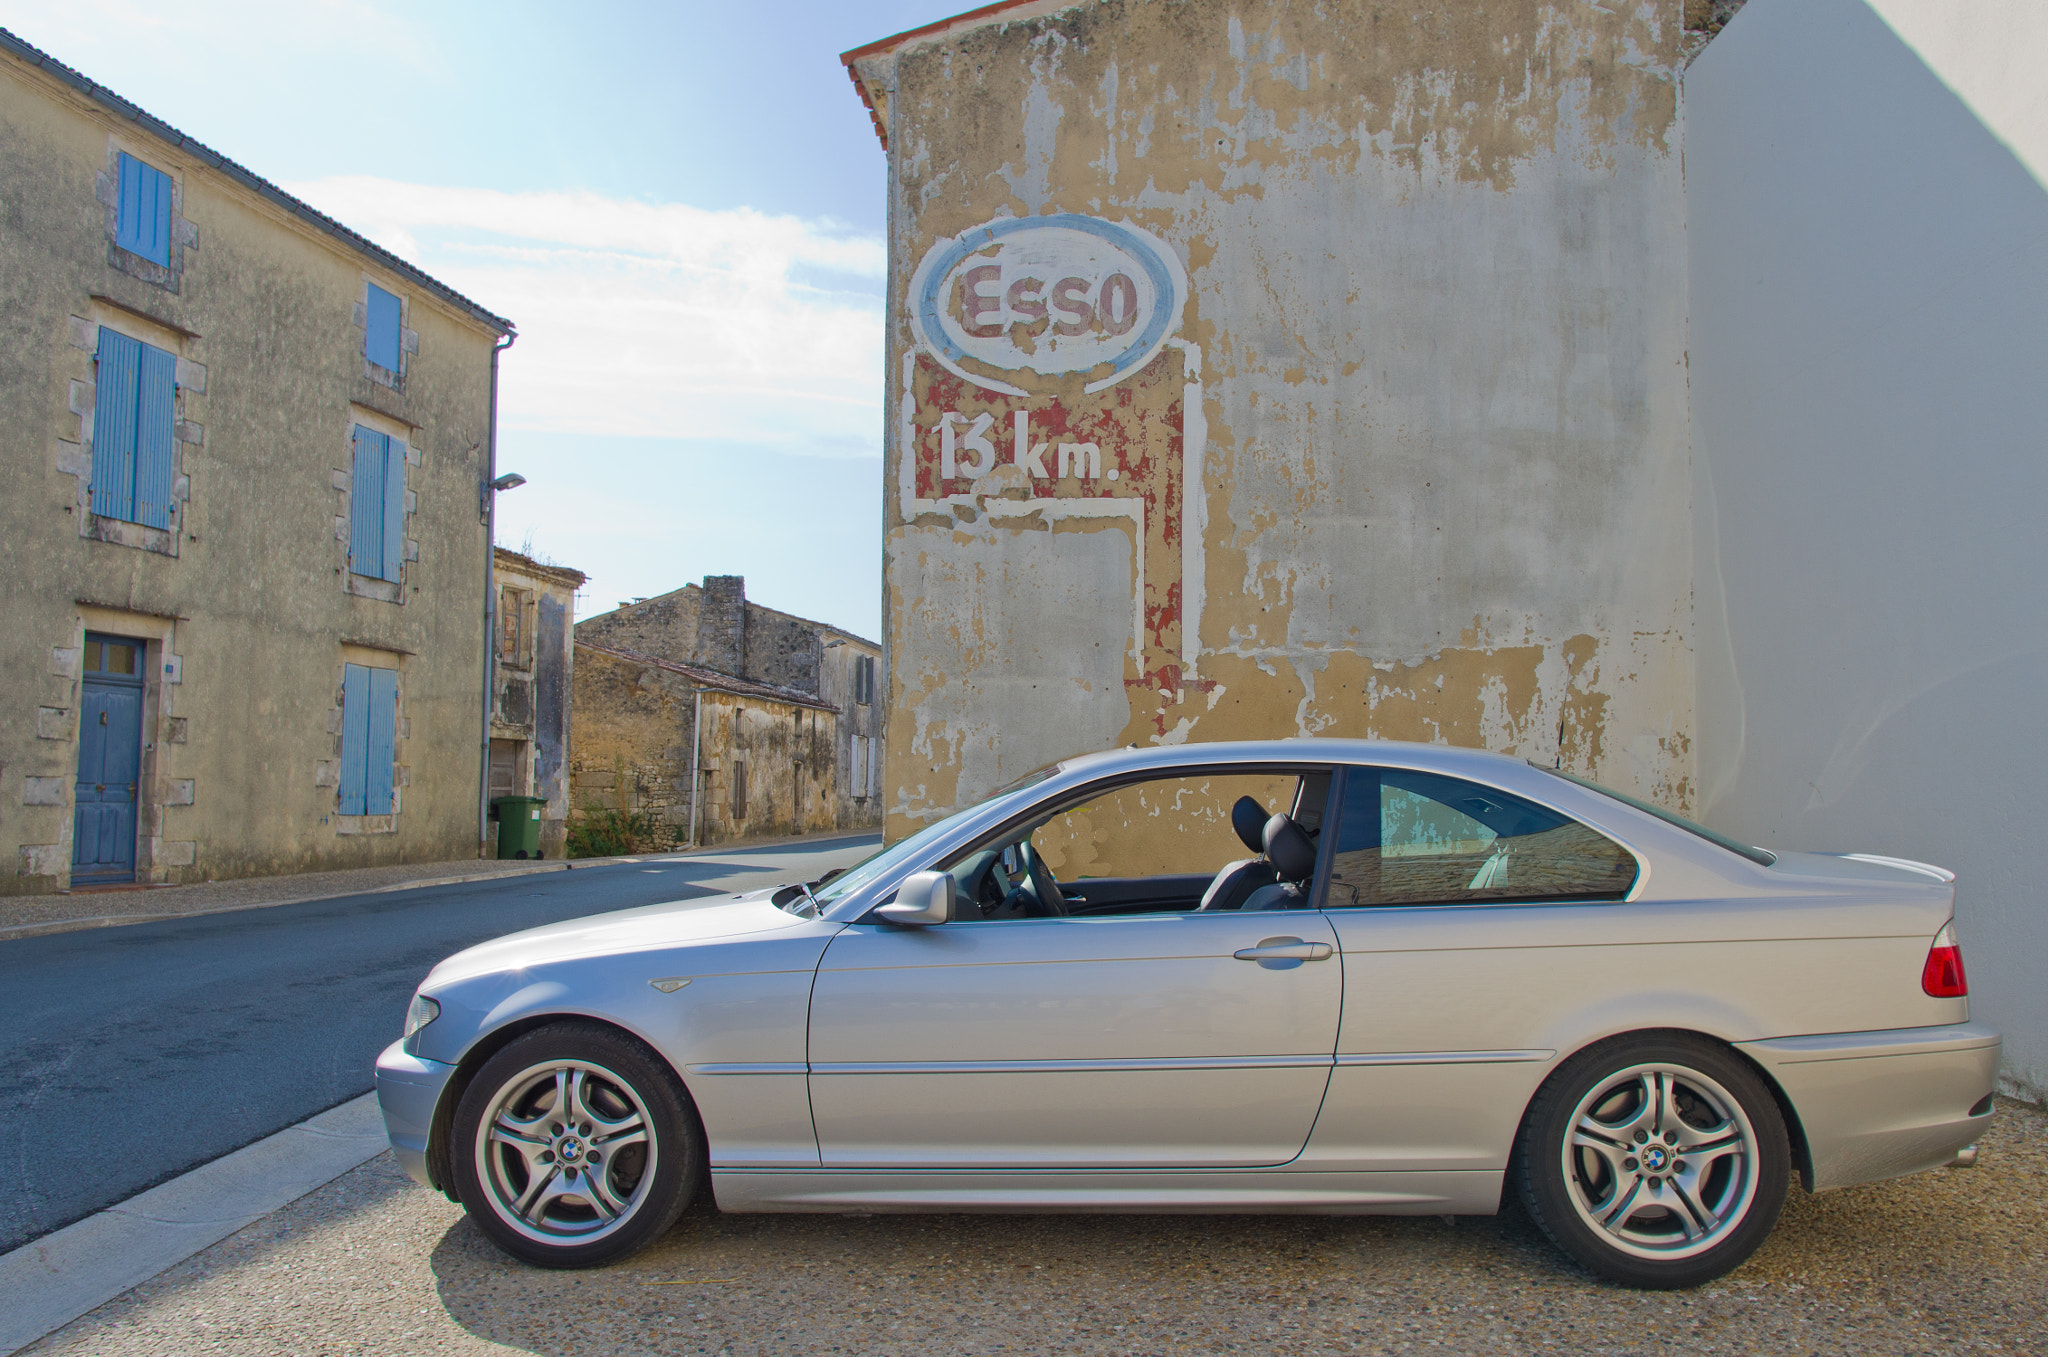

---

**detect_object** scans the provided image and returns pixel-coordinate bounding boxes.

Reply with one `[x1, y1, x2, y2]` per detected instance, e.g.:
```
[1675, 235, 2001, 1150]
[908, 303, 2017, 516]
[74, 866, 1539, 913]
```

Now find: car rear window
[1535, 765, 1777, 866]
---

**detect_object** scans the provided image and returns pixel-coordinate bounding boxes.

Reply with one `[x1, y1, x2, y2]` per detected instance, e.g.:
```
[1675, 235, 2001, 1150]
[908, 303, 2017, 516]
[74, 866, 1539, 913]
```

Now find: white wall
[1688, 0, 2048, 1098]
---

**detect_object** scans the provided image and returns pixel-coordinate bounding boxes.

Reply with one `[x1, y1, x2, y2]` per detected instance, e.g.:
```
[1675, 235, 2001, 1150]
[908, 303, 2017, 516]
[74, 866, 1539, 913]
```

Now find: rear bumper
[375, 1039, 457, 1190]
[1737, 1021, 2000, 1192]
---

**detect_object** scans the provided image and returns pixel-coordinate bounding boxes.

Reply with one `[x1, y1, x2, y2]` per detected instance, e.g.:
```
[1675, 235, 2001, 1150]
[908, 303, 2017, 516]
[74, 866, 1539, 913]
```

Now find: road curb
[0, 1092, 386, 1355]
[0, 863, 574, 943]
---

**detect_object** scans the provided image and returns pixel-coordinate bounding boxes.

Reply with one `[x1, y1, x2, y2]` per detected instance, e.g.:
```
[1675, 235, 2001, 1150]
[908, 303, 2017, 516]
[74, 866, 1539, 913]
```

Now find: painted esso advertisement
[908, 213, 1188, 395]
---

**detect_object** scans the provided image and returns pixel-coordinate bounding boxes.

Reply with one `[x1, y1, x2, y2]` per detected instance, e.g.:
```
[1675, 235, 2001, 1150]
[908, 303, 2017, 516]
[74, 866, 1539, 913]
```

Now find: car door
[806, 766, 1344, 1170]
[1306, 763, 1643, 1173]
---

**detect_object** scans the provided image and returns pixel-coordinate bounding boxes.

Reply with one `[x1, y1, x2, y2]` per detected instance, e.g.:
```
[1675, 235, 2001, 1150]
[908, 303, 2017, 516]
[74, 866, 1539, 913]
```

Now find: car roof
[1054, 737, 1531, 779]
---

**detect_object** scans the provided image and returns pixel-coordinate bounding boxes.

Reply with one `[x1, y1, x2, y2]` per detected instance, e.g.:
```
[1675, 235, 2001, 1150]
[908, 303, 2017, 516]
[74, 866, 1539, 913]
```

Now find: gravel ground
[31, 1098, 2046, 1356]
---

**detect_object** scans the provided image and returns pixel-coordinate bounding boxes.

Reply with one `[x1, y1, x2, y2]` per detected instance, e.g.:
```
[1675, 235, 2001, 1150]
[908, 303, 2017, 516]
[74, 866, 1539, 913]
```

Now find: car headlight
[403, 993, 440, 1042]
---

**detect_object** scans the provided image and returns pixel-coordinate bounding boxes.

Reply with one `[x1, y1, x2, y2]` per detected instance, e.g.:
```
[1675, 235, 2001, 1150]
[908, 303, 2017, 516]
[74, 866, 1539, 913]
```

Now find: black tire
[1515, 1032, 1789, 1289]
[451, 1020, 702, 1268]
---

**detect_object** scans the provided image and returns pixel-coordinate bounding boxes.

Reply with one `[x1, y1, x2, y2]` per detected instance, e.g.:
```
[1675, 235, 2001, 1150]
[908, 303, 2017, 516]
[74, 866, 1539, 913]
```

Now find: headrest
[1263, 813, 1317, 881]
[1230, 796, 1268, 854]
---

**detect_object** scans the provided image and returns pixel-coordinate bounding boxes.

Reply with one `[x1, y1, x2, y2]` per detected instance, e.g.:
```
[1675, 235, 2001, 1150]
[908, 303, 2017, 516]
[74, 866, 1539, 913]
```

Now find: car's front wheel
[451, 1021, 701, 1268]
[1516, 1033, 1790, 1289]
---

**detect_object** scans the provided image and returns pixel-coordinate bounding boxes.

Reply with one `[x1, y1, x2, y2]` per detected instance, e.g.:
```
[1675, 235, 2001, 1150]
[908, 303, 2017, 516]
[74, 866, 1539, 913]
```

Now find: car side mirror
[876, 870, 955, 926]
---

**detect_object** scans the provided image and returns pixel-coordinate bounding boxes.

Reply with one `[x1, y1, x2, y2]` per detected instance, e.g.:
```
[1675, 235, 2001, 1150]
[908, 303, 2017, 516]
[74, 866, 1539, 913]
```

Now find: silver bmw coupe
[376, 740, 1997, 1289]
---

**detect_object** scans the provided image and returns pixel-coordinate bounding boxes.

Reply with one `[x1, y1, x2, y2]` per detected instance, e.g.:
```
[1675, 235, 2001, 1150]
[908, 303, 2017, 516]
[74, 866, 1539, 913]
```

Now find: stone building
[488, 548, 586, 858]
[846, 0, 2048, 1100]
[573, 576, 884, 842]
[571, 644, 844, 848]
[0, 30, 514, 893]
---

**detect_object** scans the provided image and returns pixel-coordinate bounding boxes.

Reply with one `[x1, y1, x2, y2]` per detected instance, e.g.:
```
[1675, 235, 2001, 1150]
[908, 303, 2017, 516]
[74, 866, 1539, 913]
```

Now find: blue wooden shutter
[134, 343, 177, 529]
[365, 285, 401, 370]
[381, 439, 407, 582]
[367, 668, 398, 814]
[339, 663, 369, 815]
[91, 329, 142, 521]
[116, 153, 172, 266]
[349, 426, 386, 576]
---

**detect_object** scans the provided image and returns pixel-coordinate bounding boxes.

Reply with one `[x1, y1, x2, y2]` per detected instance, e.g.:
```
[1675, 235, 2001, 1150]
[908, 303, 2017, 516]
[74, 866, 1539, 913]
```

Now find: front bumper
[1738, 1021, 2001, 1192]
[375, 1039, 458, 1190]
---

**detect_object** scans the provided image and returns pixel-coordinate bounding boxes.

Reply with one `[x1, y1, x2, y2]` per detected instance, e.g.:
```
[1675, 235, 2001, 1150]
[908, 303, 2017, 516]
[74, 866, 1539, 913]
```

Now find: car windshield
[803, 762, 1067, 909]
[1535, 764, 1777, 867]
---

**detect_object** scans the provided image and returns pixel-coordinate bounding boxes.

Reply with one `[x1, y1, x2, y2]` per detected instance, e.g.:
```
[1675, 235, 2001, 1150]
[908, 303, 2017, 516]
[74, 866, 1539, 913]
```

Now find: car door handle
[1233, 937, 1334, 962]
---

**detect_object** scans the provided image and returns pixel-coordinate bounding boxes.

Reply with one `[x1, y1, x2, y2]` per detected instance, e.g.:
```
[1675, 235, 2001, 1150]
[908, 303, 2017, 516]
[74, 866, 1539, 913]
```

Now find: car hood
[424, 885, 815, 986]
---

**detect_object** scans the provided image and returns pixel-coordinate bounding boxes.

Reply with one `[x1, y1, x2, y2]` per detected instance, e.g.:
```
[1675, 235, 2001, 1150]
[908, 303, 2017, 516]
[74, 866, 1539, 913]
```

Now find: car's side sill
[689, 1050, 1550, 1078]
[709, 1169, 1505, 1215]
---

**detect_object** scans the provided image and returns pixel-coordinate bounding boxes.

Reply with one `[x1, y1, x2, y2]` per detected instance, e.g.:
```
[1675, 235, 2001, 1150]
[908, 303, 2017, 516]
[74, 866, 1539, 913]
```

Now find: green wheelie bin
[491, 795, 546, 859]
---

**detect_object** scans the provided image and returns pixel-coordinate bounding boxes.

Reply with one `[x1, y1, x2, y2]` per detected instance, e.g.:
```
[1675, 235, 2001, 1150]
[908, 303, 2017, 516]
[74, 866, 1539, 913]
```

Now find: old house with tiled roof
[572, 577, 882, 846]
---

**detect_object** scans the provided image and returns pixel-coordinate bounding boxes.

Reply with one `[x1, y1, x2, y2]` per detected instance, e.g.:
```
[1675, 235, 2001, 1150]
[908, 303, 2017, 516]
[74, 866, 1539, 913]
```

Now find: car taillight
[1922, 921, 1968, 998]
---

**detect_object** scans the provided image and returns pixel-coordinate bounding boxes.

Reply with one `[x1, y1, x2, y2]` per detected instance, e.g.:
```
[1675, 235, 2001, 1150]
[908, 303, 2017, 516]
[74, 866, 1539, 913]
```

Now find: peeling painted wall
[864, 0, 1696, 839]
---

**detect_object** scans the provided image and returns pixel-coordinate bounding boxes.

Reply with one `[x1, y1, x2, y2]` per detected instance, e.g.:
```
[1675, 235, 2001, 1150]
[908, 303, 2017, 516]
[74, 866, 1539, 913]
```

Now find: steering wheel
[1015, 840, 1069, 917]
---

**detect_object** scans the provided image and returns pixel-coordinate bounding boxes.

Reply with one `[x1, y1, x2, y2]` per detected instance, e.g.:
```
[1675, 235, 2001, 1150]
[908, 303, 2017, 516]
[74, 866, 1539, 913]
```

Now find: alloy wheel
[472, 1058, 657, 1246]
[1560, 1062, 1761, 1261]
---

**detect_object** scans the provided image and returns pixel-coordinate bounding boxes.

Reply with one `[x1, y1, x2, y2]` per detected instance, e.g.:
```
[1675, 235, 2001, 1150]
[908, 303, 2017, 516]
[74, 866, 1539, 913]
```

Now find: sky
[0, 0, 953, 639]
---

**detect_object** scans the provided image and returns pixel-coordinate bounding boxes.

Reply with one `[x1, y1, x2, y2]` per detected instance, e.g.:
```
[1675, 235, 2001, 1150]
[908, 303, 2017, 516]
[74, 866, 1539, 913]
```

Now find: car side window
[1325, 767, 1637, 907]
[947, 770, 1322, 920]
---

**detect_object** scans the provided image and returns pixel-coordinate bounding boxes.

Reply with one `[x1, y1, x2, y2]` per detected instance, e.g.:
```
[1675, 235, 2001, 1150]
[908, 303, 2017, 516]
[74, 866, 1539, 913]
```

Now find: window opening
[365, 284, 402, 371]
[349, 425, 405, 582]
[1325, 767, 1637, 907]
[115, 152, 172, 265]
[339, 662, 399, 816]
[91, 328, 177, 529]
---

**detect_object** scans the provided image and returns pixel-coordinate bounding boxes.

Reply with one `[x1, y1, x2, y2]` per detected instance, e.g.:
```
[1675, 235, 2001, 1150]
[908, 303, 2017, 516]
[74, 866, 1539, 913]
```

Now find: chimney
[694, 575, 746, 676]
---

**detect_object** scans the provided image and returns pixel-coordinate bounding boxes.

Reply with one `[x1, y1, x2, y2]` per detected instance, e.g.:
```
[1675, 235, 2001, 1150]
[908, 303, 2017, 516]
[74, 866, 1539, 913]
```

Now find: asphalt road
[0, 835, 878, 1255]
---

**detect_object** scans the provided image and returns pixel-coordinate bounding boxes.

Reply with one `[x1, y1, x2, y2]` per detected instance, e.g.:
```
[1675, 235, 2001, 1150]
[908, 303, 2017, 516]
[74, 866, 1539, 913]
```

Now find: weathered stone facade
[488, 548, 585, 858]
[575, 576, 884, 835]
[0, 32, 512, 891]
[570, 644, 845, 847]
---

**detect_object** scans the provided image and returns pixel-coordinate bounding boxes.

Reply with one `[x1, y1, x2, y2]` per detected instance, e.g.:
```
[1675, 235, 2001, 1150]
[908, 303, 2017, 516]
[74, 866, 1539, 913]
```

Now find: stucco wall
[869, 0, 1696, 841]
[1687, 0, 2048, 1099]
[0, 54, 501, 890]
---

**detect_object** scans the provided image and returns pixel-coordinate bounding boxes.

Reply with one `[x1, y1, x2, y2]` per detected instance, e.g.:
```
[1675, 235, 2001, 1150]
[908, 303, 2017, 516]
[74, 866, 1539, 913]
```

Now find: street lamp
[490, 473, 527, 491]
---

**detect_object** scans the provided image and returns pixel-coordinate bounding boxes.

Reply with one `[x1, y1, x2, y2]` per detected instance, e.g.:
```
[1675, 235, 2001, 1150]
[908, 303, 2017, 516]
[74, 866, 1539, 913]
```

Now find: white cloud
[281, 178, 888, 452]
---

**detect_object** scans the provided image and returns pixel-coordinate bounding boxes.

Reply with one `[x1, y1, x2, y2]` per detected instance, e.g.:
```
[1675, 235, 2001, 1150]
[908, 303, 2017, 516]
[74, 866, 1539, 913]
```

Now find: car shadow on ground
[424, 1101, 2048, 1356]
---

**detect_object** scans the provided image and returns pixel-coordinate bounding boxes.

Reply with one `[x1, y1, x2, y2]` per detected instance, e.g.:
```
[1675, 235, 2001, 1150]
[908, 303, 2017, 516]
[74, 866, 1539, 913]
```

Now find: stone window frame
[95, 137, 199, 293]
[318, 643, 413, 835]
[351, 275, 419, 391]
[333, 404, 421, 605]
[57, 302, 206, 559]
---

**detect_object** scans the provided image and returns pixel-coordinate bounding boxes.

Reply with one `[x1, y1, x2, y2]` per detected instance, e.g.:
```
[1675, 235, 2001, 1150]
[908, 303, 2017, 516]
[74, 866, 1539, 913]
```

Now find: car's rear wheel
[1517, 1033, 1790, 1289]
[451, 1021, 701, 1268]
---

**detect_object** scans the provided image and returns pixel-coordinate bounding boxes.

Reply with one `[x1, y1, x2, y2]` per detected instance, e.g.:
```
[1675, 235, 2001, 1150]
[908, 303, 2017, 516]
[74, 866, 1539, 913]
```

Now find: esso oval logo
[909, 213, 1188, 395]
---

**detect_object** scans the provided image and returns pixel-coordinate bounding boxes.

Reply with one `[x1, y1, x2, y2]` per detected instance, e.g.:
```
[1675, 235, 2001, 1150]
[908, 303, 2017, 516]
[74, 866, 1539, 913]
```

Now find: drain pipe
[687, 688, 703, 848]
[478, 330, 517, 853]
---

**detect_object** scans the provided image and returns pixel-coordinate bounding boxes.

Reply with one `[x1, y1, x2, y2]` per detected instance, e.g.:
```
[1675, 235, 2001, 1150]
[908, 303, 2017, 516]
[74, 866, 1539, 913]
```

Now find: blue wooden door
[73, 635, 145, 884]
